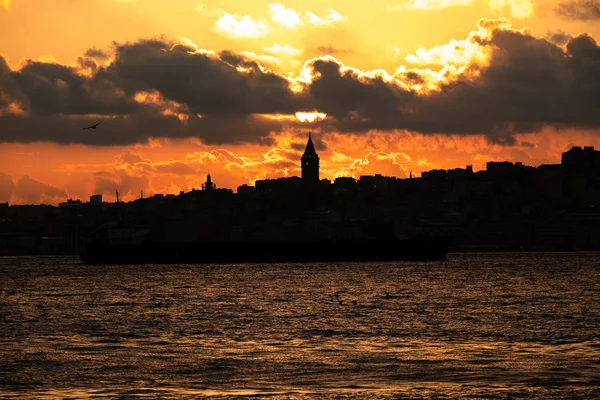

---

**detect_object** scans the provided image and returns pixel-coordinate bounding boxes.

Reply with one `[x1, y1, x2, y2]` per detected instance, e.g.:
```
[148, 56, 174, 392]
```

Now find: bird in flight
[82, 121, 102, 130]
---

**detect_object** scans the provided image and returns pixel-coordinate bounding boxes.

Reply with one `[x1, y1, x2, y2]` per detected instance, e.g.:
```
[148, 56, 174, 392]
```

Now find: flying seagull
[82, 121, 102, 130]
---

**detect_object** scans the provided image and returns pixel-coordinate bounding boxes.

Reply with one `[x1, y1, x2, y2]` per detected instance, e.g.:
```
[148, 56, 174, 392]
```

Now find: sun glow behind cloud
[404, 19, 501, 68]
[133, 91, 189, 122]
[295, 111, 327, 122]
[489, 0, 533, 18]
[386, 0, 533, 17]
[389, 0, 473, 11]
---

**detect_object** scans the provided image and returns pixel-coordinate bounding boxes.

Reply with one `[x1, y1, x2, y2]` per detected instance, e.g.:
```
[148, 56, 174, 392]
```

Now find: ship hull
[80, 236, 453, 264]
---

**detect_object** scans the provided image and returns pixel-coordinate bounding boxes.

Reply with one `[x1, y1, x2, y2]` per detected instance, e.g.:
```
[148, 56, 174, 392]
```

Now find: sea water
[1, 253, 599, 399]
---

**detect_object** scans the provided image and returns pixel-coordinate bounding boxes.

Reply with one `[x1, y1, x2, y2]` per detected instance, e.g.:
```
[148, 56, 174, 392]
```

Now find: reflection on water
[1, 253, 599, 399]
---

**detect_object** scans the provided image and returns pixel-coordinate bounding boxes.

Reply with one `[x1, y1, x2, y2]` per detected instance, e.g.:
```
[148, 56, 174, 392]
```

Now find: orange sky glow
[1, 0, 600, 204]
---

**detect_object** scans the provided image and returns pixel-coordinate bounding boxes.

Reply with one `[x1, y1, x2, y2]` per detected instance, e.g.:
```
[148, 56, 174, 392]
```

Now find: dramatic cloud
[1, 20, 600, 147]
[299, 19, 600, 144]
[214, 10, 269, 39]
[555, 0, 600, 20]
[546, 30, 573, 46]
[107, 40, 298, 113]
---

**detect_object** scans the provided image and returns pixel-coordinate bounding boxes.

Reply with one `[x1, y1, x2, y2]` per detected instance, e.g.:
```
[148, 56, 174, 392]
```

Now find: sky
[1, 0, 600, 204]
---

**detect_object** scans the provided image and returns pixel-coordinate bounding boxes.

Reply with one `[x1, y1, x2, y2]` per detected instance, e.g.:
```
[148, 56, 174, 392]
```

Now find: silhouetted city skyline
[1, 140, 600, 258]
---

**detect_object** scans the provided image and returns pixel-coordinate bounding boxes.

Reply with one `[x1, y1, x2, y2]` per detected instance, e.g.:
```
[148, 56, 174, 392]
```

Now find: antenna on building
[115, 189, 120, 204]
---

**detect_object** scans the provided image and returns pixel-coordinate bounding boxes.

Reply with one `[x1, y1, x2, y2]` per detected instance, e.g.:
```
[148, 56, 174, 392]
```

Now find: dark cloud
[290, 135, 327, 152]
[85, 48, 109, 59]
[0, 105, 281, 145]
[0, 56, 26, 115]
[546, 30, 573, 46]
[555, 0, 600, 20]
[12, 60, 139, 116]
[301, 29, 600, 145]
[520, 141, 535, 148]
[13, 175, 67, 204]
[1, 25, 600, 147]
[306, 58, 415, 128]
[314, 44, 353, 55]
[0, 57, 10, 75]
[0, 172, 14, 203]
[106, 40, 299, 115]
[0, 41, 296, 145]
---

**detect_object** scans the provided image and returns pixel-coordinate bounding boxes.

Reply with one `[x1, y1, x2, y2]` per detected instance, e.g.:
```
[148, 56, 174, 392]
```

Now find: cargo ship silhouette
[79, 224, 453, 264]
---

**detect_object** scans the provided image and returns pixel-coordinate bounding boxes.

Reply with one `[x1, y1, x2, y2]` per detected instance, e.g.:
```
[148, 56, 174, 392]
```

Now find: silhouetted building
[421, 169, 447, 181]
[562, 146, 600, 171]
[202, 174, 216, 191]
[237, 184, 255, 195]
[7, 144, 600, 257]
[561, 146, 600, 211]
[59, 199, 82, 208]
[90, 194, 103, 205]
[255, 177, 302, 193]
[334, 177, 357, 192]
[301, 133, 319, 185]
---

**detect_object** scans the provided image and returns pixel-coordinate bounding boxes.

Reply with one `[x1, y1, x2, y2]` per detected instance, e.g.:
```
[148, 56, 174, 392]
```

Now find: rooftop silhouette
[1, 144, 600, 260]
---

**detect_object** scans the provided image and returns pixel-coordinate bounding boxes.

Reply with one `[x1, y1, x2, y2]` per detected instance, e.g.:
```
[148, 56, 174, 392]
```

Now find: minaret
[301, 133, 320, 184]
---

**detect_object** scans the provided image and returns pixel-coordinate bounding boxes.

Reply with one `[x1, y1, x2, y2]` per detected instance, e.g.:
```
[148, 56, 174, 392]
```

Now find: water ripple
[1, 253, 599, 398]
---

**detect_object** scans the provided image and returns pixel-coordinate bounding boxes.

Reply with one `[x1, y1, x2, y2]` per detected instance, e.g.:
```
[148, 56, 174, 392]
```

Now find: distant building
[59, 199, 82, 207]
[89, 194, 103, 205]
[301, 133, 320, 185]
[421, 169, 447, 181]
[255, 177, 302, 193]
[237, 184, 255, 195]
[486, 161, 514, 177]
[562, 146, 600, 170]
[333, 177, 356, 191]
[202, 174, 216, 191]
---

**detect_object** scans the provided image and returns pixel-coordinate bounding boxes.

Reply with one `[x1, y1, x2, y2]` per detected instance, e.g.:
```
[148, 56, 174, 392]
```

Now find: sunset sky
[1, 0, 600, 204]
